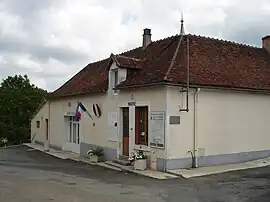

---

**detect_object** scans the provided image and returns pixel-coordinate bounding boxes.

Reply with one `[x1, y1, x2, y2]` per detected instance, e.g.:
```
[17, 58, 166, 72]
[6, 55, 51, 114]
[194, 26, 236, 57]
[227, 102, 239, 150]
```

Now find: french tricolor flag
[75, 102, 93, 121]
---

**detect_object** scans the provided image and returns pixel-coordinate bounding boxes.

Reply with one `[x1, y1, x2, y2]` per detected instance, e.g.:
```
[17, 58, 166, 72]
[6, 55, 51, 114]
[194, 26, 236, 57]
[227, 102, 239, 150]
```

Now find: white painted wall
[32, 82, 270, 166]
[166, 86, 195, 159]
[197, 89, 270, 156]
[32, 86, 167, 158]
[31, 102, 49, 143]
[167, 87, 270, 162]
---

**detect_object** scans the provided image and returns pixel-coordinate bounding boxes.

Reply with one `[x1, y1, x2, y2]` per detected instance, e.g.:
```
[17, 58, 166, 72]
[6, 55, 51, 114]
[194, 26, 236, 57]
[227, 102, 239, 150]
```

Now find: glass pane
[77, 124, 80, 144]
[69, 122, 72, 142]
[73, 123, 76, 143]
[114, 70, 118, 86]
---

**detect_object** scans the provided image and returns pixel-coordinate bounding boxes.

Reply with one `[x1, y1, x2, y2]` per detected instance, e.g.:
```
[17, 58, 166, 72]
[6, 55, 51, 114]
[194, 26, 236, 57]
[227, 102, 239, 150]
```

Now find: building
[31, 25, 270, 171]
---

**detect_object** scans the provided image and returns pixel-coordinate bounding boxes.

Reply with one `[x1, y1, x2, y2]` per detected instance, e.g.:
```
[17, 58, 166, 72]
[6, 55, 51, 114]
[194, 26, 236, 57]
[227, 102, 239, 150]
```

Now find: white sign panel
[64, 112, 75, 116]
[150, 111, 165, 148]
[108, 112, 118, 142]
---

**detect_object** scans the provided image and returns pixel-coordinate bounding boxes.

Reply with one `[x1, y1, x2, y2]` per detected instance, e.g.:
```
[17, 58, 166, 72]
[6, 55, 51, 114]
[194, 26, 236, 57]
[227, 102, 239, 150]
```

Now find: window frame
[68, 116, 80, 144]
[135, 106, 149, 146]
[111, 68, 119, 94]
[114, 69, 118, 88]
[36, 121, 40, 129]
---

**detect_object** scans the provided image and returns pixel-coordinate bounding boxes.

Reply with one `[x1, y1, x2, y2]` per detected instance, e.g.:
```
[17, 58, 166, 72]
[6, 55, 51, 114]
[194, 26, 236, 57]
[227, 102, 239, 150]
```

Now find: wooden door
[135, 106, 148, 145]
[122, 107, 129, 156]
[45, 119, 49, 140]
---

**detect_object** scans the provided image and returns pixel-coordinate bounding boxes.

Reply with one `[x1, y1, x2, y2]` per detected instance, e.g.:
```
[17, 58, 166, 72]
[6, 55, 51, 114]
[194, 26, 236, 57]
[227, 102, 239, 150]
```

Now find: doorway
[63, 116, 80, 154]
[135, 106, 148, 146]
[45, 119, 49, 140]
[122, 107, 129, 156]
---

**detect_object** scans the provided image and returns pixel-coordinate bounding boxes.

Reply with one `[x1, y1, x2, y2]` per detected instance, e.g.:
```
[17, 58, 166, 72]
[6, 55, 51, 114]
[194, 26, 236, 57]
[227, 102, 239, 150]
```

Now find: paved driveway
[0, 146, 270, 201]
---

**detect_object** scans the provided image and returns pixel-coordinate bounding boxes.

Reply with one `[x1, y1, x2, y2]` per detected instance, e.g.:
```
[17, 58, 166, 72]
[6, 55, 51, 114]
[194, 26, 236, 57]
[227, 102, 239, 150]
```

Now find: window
[114, 69, 118, 88]
[135, 107, 148, 145]
[111, 69, 119, 90]
[111, 69, 119, 94]
[68, 116, 80, 144]
[45, 119, 49, 140]
[36, 121, 40, 128]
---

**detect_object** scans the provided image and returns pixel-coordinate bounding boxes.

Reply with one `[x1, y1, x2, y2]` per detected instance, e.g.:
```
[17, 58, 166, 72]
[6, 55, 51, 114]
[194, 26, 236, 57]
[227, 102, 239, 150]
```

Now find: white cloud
[0, 0, 269, 91]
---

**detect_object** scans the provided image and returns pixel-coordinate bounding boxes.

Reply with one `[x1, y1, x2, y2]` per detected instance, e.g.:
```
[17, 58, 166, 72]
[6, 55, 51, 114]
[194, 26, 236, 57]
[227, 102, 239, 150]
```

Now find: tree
[0, 75, 47, 145]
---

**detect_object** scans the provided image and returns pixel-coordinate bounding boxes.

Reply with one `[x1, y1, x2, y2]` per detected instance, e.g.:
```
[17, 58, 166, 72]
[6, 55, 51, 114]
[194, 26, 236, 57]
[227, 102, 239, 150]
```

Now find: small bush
[87, 147, 104, 157]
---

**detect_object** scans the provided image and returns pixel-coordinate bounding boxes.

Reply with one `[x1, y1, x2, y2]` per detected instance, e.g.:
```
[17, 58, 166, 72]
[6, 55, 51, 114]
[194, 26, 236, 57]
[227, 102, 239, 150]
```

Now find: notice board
[149, 111, 165, 148]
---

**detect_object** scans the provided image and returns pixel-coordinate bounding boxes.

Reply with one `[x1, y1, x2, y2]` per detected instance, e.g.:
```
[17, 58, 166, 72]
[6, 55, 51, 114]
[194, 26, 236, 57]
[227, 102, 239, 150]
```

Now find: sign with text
[108, 112, 118, 142]
[128, 101, 136, 106]
[169, 116, 180, 124]
[64, 112, 75, 116]
[149, 111, 165, 149]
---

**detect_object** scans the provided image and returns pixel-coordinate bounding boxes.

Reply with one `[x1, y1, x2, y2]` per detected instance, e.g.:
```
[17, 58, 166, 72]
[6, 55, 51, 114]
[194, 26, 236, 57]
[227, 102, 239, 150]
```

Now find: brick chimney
[262, 35, 270, 53]
[143, 28, 151, 49]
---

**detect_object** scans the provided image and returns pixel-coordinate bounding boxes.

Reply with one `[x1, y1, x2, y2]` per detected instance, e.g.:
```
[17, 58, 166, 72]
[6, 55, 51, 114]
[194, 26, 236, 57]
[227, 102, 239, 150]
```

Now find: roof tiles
[50, 34, 270, 98]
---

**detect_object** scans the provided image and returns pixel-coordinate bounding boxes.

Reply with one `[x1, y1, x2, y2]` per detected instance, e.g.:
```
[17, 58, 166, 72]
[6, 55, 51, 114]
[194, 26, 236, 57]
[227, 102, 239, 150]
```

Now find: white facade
[31, 85, 167, 166]
[31, 65, 270, 171]
[166, 86, 270, 169]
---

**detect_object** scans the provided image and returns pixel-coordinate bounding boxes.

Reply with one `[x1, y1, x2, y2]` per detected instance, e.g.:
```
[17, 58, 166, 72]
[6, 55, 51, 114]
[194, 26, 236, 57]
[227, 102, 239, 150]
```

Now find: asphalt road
[0, 146, 270, 202]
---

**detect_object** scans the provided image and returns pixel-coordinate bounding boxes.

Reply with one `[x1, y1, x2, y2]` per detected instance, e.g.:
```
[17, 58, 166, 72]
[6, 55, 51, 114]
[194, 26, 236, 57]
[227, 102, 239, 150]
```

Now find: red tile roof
[50, 34, 270, 98]
[110, 54, 143, 69]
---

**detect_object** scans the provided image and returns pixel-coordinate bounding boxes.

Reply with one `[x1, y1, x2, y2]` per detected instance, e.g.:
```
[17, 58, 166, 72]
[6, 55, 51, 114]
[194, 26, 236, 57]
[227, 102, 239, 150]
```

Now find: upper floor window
[111, 69, 119, 94]
[36, 121, 40, 128]
[113, 69, 118, 89]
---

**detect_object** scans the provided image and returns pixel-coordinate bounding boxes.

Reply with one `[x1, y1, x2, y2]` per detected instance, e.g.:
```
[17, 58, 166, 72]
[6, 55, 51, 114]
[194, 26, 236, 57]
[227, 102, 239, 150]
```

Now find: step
[113, 158, 131, 166]
[118, 155, 129, 161]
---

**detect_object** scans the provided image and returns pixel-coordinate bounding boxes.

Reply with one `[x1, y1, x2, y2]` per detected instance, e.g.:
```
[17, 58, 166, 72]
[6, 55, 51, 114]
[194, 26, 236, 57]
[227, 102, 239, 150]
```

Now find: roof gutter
[118, 82, 270, 95]
[50, 82, 270, 99]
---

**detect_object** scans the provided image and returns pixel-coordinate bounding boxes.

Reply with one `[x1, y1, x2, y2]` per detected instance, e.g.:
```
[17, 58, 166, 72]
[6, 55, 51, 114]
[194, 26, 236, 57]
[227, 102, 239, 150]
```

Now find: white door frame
[132, 102, 151, 151]
[62, 116, 81, 154]
[117, 101, 151, 158]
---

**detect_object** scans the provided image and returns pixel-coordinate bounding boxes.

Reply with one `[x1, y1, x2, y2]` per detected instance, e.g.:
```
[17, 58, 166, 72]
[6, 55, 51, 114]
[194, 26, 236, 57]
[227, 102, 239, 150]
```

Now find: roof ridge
[164, 34, 185, 81]
[84, 32, 262, 70]
[116, 54, 143, 61]
[117, 34, 181, 57]
[188, 34, 261, 49]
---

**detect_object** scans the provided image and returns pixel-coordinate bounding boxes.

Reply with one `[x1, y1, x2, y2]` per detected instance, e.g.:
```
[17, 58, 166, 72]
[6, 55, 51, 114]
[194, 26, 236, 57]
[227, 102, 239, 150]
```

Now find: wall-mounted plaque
[169, 116, 180, 124]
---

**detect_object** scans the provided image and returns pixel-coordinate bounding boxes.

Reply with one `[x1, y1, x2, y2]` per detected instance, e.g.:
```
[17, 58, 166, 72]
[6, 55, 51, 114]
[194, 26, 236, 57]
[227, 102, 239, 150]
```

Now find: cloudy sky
[0, 0, 269, 91]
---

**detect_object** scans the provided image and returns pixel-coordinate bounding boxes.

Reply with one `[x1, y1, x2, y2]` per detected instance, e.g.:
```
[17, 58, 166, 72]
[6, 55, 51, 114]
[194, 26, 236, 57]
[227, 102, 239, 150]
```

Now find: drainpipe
[48, 100, 51, 144]
[192, 88, 200, 168]
[164, 86, 169, 172]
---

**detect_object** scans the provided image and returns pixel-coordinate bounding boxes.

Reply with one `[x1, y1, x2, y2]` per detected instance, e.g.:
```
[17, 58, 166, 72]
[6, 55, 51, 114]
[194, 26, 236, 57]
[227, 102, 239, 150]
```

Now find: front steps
[113, 155, 131, 166]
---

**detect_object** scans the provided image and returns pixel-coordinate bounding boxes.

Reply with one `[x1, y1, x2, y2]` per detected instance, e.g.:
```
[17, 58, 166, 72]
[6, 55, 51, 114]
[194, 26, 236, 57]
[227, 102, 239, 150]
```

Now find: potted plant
[0, 137, 8, 147]
[87, 147, 104, 163]
[129, 150, 147, 170]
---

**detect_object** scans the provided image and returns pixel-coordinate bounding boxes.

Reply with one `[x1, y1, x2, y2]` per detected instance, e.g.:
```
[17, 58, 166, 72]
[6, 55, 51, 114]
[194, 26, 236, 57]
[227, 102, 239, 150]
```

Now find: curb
[22, 144, 179, 179]
[104, 161, 179, 180]
[105, 162, 148, 177]
[68, 157, 122, 172]
[166, 171, 185, 178]
[0, 144, 23, 149]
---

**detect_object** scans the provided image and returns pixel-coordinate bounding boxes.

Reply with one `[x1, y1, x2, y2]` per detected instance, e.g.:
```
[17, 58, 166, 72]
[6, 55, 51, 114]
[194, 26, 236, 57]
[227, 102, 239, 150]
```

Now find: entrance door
[135, 106, 148, 145]
[63, 116, 80, 153]
[45, 119, 49, 140]
[122, 107, 129, 156]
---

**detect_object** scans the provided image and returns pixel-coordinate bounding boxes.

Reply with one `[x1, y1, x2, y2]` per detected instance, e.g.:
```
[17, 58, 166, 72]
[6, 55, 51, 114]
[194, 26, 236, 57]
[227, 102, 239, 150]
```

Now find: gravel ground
[0, 146, 270, 202]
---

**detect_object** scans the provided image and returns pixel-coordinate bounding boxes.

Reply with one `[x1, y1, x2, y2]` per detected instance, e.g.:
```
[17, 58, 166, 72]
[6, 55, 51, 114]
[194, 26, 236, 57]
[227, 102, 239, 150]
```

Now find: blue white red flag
[75, 102, 93, 121]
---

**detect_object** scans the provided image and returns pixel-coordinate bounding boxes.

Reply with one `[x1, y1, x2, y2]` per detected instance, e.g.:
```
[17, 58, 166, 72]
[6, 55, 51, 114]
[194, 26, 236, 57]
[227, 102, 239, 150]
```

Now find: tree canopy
[0, 75, 47, 146]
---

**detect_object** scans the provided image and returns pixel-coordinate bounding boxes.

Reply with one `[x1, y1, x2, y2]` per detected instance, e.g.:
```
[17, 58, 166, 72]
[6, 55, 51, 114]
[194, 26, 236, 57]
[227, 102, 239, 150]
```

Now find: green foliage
[0, 75, 47, 145]
[87, 147, 104, 157]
